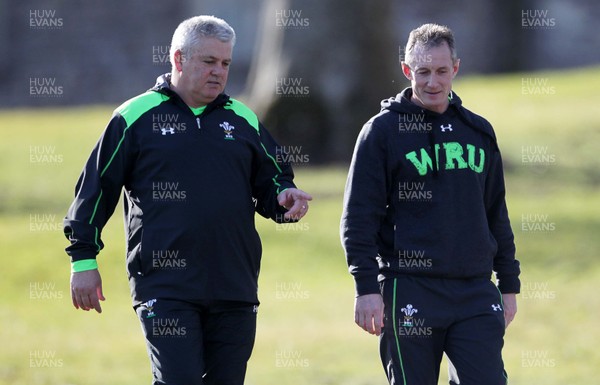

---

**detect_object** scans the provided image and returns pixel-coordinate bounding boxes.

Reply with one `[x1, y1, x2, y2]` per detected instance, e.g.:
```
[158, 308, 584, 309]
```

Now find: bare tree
[241, 0, 397, 163]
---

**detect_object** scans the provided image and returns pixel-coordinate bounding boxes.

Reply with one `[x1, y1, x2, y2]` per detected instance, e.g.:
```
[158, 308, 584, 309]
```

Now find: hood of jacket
[150, 73, 231, 114]
[381, 87, 498, 145]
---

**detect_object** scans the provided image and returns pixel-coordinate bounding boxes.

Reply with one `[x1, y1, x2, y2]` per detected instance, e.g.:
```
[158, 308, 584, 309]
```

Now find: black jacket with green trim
[341, 88, 520, 297]
[64, 74, 296, 306]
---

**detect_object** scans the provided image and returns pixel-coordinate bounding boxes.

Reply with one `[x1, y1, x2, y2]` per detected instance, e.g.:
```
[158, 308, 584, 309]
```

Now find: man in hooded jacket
[64, 15, 312, 385]
[341, 23, 519, 385]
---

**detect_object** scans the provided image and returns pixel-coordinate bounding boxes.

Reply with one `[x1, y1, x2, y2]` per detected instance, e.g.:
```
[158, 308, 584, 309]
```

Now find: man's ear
[452, 58, 460, 78]
[401, 62, 412, 81]
[173, 50, 184, 72]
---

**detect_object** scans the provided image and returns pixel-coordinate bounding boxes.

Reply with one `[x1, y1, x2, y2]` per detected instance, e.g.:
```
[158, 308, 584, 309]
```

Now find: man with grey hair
[65, 15, 311, 384]
[341, 23, 519, 384]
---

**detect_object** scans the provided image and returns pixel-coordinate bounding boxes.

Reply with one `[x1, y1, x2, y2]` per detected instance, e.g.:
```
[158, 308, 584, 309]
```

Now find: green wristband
[71, 259, 98, 273]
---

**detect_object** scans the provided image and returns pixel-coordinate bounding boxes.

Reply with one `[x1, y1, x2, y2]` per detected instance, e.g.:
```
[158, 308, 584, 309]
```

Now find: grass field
[1, 67, 599, 384]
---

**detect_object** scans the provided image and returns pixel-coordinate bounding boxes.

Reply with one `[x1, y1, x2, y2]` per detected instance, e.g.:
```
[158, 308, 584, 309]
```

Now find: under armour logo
[161, 127, 175, 135]
[253, 305, 259, 313]
[440, 124, 453, 132]
[492, 304, 503, 312]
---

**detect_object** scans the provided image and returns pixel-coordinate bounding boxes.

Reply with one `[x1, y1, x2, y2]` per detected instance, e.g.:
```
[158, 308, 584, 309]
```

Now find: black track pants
[135, 299, 257, 385]
[379, 276, 508, 385]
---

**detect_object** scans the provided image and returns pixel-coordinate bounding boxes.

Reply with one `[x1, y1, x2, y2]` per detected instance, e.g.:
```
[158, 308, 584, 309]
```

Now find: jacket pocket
[126, 232, 147, 278]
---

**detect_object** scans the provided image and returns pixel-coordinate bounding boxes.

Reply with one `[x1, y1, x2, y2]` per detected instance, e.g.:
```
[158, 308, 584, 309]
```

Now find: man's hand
[502, 293, 517, 329]
[70, 269, 105, 313]
[354, 293, 384, 336]
[277, 188, 313, 220]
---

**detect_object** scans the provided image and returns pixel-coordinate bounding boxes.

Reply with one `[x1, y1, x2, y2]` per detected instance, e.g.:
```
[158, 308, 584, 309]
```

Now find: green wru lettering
[405, 142, 485, 176]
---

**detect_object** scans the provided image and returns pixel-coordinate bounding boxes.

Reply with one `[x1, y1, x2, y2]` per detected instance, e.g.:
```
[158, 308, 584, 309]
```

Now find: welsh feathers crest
[220, 121, 235, 140]
[401, 304, 418, 327]
[401, 304, 418, 317]
[143, 299, 157, 318]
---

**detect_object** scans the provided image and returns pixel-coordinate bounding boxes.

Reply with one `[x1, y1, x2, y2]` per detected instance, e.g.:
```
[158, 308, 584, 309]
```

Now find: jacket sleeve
[340, 120, 390, 297]
[251, 121, 297, 223]
[485, 141, 521, 294]
[63, 112, 134, 272]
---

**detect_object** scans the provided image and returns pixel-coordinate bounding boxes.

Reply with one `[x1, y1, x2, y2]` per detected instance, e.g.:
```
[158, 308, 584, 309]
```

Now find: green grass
[1, 67, 599, 384]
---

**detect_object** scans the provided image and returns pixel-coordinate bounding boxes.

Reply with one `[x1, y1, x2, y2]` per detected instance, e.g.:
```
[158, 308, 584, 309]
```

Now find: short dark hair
[404, 23, 457, 66]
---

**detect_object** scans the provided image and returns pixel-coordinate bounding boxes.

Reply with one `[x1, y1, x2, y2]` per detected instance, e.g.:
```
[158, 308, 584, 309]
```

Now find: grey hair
[170, 15, 236, 64]
[404, 23, 457, 66]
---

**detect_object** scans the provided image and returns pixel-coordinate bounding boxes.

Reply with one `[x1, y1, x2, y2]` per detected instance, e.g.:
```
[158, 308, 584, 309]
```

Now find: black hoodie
[341, 88, 520, 296]
[64, 74, 296, 306]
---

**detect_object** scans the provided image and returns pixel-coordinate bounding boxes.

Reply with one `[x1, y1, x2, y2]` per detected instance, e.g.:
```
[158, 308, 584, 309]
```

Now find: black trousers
[380, 276, 508, 385]
[135, 298, 257, 385]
